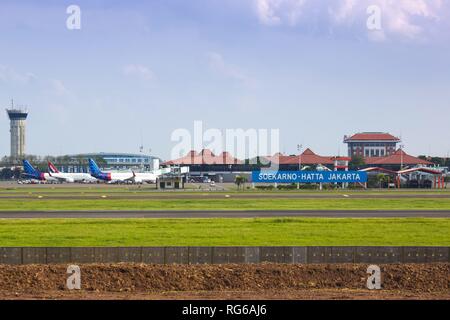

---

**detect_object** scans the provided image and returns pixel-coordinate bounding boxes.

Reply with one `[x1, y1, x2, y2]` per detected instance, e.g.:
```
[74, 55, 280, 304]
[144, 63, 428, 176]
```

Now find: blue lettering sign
[252, 171, 367, 183]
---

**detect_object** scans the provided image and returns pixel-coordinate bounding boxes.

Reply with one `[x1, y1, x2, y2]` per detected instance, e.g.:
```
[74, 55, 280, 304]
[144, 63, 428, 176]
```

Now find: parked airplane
[88, 158, 162, 184]
[22, 160, 58, 183]
[48, 161, 97, 183]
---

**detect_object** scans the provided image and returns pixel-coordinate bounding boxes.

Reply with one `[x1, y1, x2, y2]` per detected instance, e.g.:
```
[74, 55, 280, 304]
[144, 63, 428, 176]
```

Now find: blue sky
[1, 0, 449, 160]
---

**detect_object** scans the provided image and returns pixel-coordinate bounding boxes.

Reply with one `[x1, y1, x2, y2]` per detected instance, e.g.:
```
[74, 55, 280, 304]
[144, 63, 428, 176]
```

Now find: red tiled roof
[162, 149, 242, 165]
[164, 148, 431, 167]
[263, 152, 285, 163]
[344, 132, 400, 142]
[365, 149, 432, 166]
[273, 148, 335, 165]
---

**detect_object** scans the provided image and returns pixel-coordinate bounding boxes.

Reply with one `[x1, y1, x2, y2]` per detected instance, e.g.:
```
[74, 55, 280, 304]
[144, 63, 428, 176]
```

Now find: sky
[0, 0, 449, 160]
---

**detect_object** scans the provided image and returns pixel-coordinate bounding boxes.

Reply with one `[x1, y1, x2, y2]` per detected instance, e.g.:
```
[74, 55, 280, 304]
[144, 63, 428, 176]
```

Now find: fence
[0, 247, 448, 265]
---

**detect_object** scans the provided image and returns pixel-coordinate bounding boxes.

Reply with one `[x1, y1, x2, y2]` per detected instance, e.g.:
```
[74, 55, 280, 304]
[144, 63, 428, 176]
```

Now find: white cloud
[367, 29, 387, 42]
[329, 0, 443, 40]
[255, 0, 307, 26]
[123, 64, 154, 82]
[0, 65, 73, 95]
[0, 65, 72, 97]
[206, 52, 254, 87]
[0, 65, 37, 84]
[51, 79, 71, 96]
[253, 0, 446, 41]
[329, 0, 357, 24]
[256, 0, 281, 25]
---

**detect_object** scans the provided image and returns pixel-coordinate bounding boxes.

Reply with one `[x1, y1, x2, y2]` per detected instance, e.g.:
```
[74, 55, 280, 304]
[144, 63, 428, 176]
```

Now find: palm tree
[235, 175, 248, 190]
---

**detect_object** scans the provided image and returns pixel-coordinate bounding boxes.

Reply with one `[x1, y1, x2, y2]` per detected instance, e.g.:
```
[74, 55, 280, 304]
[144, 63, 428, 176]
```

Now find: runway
[0, 210, 449, 218]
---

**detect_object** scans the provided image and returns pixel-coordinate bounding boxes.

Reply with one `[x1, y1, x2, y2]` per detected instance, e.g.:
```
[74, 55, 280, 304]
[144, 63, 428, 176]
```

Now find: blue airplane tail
[23, 160, 39, 176]
[88, 159, 101, 175]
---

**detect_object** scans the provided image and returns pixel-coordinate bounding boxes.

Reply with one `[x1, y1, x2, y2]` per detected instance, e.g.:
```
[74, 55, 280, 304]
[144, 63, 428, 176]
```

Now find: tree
[13, 167, 22, 179]
[375, 173, 386, 189]
[0, 168, 13, 180]
[92, 156, 107, 166]
[235, 175, 248, 191]
[349, 156, 365, 170]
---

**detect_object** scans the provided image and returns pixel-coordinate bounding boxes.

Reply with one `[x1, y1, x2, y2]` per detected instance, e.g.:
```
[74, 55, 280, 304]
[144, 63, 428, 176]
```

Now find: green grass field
[0, 198, 449, 211]
[0, 218, 448, 246]
[0, 186, 448, 247]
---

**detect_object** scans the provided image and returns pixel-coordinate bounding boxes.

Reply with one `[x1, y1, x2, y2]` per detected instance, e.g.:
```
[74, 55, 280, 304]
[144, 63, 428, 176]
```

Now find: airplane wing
[53, 176, 70, 182]
[122, 171, 137, 182]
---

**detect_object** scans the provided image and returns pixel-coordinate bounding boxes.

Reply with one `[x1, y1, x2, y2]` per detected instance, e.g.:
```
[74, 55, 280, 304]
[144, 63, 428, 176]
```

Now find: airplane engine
[66, 178, 75, 183]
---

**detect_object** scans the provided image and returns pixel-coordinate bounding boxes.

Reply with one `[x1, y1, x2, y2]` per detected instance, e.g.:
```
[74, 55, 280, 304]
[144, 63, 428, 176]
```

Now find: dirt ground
[0, 263, 448, 300]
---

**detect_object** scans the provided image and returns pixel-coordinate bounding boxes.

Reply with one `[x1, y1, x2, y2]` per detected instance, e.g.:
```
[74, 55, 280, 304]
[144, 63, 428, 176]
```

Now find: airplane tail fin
[48, 161, 60, 174]
[88, 159, 102, 175]
[23, 160, 39, 176]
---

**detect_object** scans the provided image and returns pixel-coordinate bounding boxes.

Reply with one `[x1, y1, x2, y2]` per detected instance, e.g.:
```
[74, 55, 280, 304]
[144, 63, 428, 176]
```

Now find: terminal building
[162, 149, 244, 182]
[344, 132, 400, 158]
[266, 149, 350, 172]
[162, 148, 351, 183]
[162, 144, 444, 188]
[364, 149, 432, 170]
[54, 153, 161, 173]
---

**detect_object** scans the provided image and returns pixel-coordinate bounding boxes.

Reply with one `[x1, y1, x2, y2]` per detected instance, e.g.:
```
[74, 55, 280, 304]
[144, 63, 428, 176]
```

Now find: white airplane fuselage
[49, 172, 98, 183]
[93, 171, 158, 184]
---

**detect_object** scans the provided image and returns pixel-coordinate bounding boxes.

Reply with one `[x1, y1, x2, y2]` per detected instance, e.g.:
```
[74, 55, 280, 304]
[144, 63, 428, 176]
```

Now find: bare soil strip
[0, 263, 448, 300]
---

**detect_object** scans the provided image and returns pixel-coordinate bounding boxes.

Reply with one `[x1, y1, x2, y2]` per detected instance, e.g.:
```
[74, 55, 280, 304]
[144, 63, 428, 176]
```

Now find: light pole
[445, 151, 449, 189]
[398, 144, 405, 189]
[399, 144, 404, 170]
[297, 144, 302, 190]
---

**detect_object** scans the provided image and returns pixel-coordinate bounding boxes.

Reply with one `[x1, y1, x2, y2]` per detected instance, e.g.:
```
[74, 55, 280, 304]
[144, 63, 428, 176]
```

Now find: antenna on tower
[138, 129, 143, 154]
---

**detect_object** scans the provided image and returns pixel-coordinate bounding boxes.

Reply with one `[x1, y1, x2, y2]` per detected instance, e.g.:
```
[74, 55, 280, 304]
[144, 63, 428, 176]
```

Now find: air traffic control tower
[6, 102, 28, 160]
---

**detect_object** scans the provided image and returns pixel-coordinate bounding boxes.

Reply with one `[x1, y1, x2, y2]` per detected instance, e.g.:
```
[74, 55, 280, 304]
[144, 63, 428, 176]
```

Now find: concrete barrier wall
[0, 247, 448, 265]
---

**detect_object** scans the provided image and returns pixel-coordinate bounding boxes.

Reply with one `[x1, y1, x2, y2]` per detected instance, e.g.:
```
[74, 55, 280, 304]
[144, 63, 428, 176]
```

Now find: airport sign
[252, 171, 368, 183]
